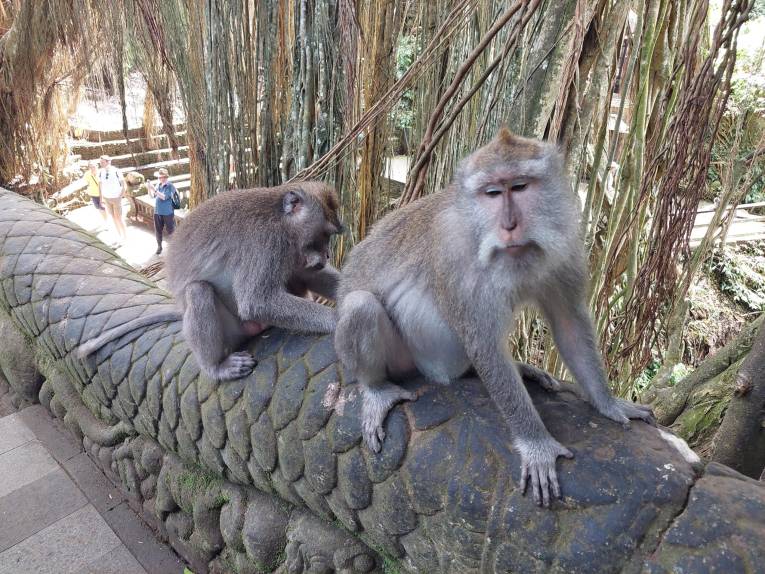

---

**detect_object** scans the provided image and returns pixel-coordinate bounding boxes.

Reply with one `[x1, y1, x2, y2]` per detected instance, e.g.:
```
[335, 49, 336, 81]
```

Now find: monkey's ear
[495, 126, 515, 145]
[282, 190, 304, 215]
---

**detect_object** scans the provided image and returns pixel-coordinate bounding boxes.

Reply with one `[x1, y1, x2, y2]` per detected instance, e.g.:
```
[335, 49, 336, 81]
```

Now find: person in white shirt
[98, 154, 127, 243]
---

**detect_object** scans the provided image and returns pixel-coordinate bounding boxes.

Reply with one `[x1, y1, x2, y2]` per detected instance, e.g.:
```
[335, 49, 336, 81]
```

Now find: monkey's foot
[361, 384, 417, 453]
[516, 438, 574, 508]
[596, 397, 655, 427]
[214, 351, 257, 381]
[516, 362, 563, 392]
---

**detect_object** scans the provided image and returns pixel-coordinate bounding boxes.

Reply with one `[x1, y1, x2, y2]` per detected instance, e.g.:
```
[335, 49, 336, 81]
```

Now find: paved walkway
[0, 405, 185, 574]
[65, 200, 162, 270]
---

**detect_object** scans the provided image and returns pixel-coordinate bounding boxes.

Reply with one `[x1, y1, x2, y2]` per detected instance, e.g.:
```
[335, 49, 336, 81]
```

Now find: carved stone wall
[1, 188, 763, 573]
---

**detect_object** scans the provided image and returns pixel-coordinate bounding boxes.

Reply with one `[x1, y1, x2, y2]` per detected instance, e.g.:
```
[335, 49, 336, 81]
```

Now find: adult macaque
[334, 129, 653, 507]
[78, 182, 343, 381]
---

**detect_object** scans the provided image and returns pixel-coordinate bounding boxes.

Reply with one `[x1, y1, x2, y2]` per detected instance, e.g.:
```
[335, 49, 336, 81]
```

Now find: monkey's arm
[251, 291, 337, 334]
[297, 265, 340, 300]
[452, 306, 572, 507]
[538, 286, 653, 425]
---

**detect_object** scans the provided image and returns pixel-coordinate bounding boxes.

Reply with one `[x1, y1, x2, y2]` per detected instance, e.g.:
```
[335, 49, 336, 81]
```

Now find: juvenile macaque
[78, 182, 343, 381]
[334, 129, 653, 507]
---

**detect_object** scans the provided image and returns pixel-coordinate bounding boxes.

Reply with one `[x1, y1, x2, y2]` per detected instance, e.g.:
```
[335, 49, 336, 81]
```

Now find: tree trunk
[645, 314, 763, 426]
[711, 319, 765, 478]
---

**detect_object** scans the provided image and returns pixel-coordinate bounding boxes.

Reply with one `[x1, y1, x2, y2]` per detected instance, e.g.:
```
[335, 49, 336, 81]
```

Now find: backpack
[171, 188, 182, 210]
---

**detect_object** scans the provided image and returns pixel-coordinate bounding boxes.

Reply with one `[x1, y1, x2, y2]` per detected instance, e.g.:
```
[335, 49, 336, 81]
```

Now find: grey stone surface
[0, 412, 36, 455]
[102, 502, 185, 574]
[0, 440, 58, 498]
[75, 544, 148, 574]
[643, 462, 765, 572]
[63, 452, 124, 512]
[0, 468, 88, 552]
[0, 505, 122, 574]
[18, 405, 83, 464]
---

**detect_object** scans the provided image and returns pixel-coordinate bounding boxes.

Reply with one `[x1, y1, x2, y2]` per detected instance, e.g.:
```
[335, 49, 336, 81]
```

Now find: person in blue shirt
[147, 168, 177, 255]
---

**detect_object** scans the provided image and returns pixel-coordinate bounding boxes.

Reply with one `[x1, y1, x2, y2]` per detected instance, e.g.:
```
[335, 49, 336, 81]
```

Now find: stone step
[71, 123, 187, 143]
[129, 157, 190, 180]
[78, 145, 190, 171]
[139, 173, 192, 192]
[72, 132, 188, 161]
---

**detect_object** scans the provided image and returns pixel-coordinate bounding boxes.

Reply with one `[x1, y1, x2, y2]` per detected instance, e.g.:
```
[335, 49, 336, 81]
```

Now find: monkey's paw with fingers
[595, 397, 655, 427]
[516, 438, 574, 508]
[361, 384, 417, 453]
[216, 351, 257, 381]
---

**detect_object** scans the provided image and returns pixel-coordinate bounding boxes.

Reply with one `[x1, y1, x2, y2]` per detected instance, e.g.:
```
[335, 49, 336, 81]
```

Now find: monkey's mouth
[503, 243, 530, 255]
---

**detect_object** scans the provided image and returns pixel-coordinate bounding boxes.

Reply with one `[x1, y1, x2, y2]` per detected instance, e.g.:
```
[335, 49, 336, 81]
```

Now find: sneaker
[155, 246, 162, 255]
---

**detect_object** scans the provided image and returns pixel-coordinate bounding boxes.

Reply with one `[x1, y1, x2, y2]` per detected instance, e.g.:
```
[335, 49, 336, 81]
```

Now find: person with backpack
[147, 167, 179, 255]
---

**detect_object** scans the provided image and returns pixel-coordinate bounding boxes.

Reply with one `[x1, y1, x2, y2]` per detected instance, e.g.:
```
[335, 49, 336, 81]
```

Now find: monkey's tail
[75, 311, 182, 358]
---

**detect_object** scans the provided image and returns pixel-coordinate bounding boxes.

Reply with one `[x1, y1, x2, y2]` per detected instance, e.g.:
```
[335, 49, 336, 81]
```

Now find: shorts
[103, 197, 123, 219]
[91, 196, 105, 210]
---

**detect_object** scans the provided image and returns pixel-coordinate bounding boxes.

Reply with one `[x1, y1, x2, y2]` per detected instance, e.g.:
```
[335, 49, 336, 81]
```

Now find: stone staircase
[54, 124, 191, 215]
[70, 124, 191, 193]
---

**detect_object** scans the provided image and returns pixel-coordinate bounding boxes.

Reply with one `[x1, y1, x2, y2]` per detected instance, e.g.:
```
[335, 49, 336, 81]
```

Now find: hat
[99, 154, 111, 161]
[154, 168, 169, 177]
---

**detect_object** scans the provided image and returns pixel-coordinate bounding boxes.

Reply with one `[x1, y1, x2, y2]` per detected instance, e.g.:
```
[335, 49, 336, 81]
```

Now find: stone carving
[0, 188, 763, 573]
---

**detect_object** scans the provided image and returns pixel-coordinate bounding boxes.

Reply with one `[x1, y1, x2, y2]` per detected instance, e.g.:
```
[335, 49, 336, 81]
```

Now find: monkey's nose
[501, 215, 518, 231]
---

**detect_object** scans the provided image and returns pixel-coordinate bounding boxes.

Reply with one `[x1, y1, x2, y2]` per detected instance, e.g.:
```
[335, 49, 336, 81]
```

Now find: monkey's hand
[361, 383, 417, 453]
[517, 438, 573, 508]
[594, 397, 655, 427]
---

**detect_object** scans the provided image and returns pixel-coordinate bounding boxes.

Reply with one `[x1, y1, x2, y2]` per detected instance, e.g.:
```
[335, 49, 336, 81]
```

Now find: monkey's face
[282, 185, 344, 271]
[457, 129, 579, 266]
[301, 202, 343, 271]
[303, 212, 344, 270]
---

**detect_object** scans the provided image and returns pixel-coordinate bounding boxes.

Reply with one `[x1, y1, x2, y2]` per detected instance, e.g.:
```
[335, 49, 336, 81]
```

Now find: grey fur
[78, 182, 343, 381]
[335, 130, 653, 507]
[76, 310, 181, 357]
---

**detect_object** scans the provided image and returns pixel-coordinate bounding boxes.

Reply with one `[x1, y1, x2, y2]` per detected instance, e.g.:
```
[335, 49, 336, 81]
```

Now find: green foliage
[706, 7, 765, 201]
[709, 244, 765, 311]
[392, 36, 416, 133]
[634, 359, 661, 393]
[634, 360, 692, 394]
[382, 556, 402, 574]
[669, 363, 693, 384]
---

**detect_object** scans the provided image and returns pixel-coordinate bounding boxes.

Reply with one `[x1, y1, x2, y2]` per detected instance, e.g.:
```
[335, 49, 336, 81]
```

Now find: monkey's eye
[484, 187, 503, 197]
[510, 182, 528, 192]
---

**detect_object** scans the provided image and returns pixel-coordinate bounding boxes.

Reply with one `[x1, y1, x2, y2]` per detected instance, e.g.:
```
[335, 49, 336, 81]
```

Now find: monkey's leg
[516, 362, 563, 392]
[335, 290, 416, 453]
[183, 281, 256, 381]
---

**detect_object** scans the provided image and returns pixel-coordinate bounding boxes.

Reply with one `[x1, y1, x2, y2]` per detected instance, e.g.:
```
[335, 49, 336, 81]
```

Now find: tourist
[147, 167, 177, 255]
[84, 160, 107, 227]
[98, 154, 128, 244]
